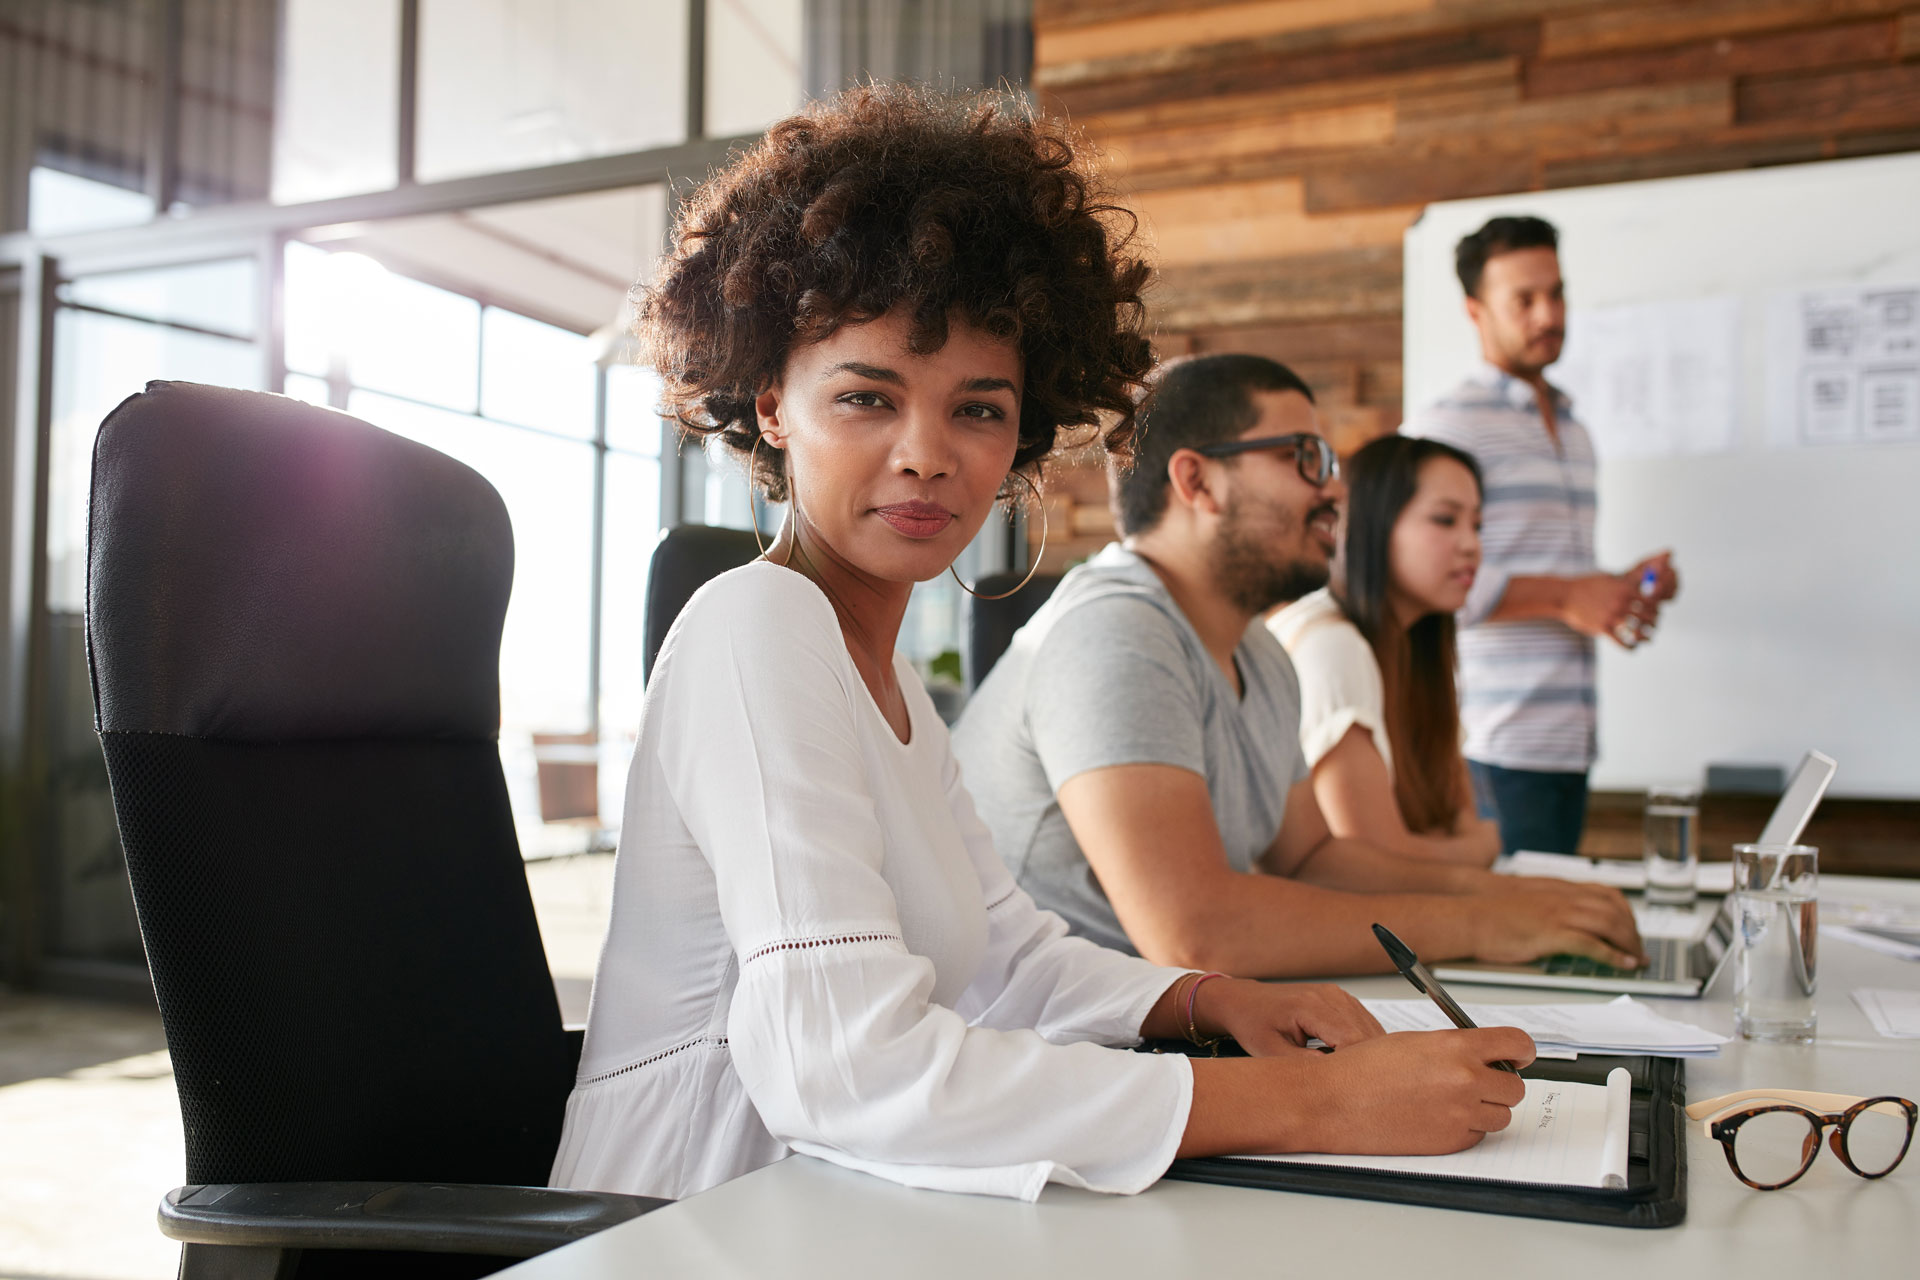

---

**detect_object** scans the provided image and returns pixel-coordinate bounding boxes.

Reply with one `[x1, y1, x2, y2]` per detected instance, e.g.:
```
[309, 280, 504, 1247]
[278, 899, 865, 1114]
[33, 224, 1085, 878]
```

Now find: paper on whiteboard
[1765, 284, 1920, 449]
[1553, 296, 1740, 460]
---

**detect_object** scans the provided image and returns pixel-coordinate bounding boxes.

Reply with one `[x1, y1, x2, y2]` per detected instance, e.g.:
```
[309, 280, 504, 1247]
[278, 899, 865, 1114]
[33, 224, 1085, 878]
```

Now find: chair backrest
[87, 381, 574, 1188]
[641, 524, 763, 684]
[964, 571, 1062, 690]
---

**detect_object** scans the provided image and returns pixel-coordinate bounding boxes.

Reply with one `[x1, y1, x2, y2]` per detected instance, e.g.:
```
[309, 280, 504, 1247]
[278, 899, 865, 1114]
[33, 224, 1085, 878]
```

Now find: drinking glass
[1733, 843, 1819, 1042]
[1643, 786, 1700, 906]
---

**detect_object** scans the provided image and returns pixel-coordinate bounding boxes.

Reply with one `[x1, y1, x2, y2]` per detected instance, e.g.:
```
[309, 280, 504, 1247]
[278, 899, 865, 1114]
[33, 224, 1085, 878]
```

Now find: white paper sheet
[1853, 988, 1920, 1038]
[1362, 994, 1727, 1057]
[1230, 1069, 1633, 1190]
[1553, 296, 1741, 459]
[1765, 284, 1920, 449]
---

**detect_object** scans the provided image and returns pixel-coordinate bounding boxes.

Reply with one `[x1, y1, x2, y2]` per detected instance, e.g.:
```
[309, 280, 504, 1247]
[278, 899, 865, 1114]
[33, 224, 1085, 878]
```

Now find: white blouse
[549, 561, 1193, 1203]
[1268, 588, 1393, 782]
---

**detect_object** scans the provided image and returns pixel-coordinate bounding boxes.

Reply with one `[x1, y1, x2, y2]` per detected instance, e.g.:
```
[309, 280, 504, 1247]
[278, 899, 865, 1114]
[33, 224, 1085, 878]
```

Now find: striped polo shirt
[1402, 362, 1598, 773]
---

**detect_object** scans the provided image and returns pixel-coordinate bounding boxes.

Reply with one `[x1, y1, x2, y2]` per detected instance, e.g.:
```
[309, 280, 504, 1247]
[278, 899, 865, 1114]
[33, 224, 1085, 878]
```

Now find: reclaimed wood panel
[1040, 22, 1542, 113]
[1148, 246, 1405, 330]
[1539, 0, 1910, 60]
[1902, 11, 1920, 59]
[1738, 61, 1920, 125]
[1035, 0, 1434, 68]
[1103, 100, 1396, 179]
[1134, 176, 1420, 267]
[1540, 124, 1920, 186]
[1076, 57, 1519, 136]
[1525, 18, 1898, 98]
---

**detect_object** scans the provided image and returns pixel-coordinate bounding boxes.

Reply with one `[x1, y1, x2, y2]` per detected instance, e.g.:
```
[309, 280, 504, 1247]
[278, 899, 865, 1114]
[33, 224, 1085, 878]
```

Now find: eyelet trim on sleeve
[982, 885, 1018, 913]
[742, 932, 901, 966]
[579, 1034, 730, 1086]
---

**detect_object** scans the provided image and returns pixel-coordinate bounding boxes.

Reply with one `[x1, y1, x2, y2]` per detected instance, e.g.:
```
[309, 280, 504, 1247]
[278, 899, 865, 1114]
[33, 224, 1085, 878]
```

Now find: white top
[1267, 588, 1392, 783]
[549, 561, 1193, 1204]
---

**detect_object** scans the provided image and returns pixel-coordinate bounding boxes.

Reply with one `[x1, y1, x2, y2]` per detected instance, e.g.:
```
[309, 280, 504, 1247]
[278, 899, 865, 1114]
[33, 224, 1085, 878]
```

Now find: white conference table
[503, 874, 1920, 1279]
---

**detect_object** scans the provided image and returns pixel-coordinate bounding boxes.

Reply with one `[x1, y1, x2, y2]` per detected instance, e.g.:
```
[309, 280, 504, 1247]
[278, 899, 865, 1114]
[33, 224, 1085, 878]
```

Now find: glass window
[482, 308, 597, 439]
[64, 258, 257, 339]
[598, 447, 661, 764]
[285, 252, 481, 412]
[706, 0, 804, 138]
[605, 364, 665, 455]
[416, 0, 689, 183]
[48, 310, 260, 612]
[348, 391, 597, 825]
[283, 372, 331, 406]
[27, 167, 152, 237]
[282, 241, 335, 377]
[273, 0, 401, 203]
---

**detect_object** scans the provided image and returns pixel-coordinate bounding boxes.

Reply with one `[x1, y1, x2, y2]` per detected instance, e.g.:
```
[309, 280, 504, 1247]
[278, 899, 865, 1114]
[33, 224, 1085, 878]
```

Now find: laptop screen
[1755, 750, 1837, 846]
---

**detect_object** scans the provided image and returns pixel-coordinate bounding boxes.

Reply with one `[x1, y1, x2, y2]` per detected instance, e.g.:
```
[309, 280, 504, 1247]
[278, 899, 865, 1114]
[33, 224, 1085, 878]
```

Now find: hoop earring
[749, 433, 794, 567]
[952, 471, 1049, 601]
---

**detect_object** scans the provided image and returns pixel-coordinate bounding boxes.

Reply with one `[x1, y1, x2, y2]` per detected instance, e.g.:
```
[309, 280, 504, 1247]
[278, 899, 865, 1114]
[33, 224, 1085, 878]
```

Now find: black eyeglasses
[1191, 432, 1339, 488]
[1687, 1089, 1917, 1190]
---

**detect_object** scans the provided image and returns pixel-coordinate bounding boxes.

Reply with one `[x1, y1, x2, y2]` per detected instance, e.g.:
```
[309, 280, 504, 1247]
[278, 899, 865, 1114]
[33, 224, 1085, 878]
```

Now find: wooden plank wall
[1032, 0, 1920, 463]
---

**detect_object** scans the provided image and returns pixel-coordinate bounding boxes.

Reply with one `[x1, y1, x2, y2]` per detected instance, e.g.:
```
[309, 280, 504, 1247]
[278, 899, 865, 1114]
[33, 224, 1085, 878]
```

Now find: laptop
[1431, 750, 1838, 997]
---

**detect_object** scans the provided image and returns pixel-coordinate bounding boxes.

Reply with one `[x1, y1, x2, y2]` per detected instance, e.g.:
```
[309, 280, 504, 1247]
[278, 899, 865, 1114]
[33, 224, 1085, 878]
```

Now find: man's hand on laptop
[1468, 879, 1648, 969]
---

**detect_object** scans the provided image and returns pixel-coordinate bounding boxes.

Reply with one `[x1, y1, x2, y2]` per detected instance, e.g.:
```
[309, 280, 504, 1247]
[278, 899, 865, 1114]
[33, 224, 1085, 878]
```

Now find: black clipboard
[1156, 1051, 1687, 1228]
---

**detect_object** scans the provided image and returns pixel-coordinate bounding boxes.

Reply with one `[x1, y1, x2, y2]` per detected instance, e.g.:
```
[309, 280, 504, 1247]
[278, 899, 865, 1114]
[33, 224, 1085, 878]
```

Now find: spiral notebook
[1224, 1068, 1634, 1190]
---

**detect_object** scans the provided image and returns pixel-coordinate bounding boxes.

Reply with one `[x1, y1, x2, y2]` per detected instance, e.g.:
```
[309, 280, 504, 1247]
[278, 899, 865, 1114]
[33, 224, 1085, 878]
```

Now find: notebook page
[1226, 1069, 1632, 1190]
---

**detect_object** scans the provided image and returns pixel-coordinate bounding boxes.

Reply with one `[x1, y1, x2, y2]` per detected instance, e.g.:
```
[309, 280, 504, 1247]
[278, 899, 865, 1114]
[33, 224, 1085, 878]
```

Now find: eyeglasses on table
[1191, 432, 1339, 488]
[1686, 1088, 1916, 1190]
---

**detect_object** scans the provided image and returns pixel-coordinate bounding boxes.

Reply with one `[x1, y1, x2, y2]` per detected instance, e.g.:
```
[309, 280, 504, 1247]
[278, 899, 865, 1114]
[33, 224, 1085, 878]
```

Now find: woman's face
[1386, 456, 1482, 622]
[756, 307, 1023, 584]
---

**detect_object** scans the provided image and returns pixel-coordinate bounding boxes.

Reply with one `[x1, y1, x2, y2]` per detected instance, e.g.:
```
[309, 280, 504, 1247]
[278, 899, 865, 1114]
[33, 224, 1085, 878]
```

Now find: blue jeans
[1468, 760, 1590, 856]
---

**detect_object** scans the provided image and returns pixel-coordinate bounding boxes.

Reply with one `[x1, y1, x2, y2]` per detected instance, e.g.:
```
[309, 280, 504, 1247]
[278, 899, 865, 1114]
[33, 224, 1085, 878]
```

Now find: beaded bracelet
[1184, 971, 1226, 1050]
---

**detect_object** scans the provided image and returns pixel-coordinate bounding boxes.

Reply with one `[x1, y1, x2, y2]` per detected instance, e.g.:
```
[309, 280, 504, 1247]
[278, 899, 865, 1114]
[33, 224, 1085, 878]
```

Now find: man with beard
[951, 354, 1645, 978]
[1404, 217, 1681, 857]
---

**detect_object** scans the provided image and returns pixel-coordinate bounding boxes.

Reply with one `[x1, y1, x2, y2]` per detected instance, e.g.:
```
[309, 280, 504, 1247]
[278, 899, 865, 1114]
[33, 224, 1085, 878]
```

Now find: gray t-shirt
[950, 543, 1310, 955]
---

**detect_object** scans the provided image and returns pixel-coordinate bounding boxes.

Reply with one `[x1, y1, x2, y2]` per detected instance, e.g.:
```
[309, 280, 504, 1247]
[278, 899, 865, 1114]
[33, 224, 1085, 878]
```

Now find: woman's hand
[1193, 977, 1384, 1056]
[1178, 1027, 1537, 1159]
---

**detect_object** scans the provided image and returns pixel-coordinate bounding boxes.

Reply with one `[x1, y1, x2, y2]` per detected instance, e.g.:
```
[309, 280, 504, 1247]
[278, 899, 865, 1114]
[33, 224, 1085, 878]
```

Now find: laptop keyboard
[1543, 937, 1685, 983]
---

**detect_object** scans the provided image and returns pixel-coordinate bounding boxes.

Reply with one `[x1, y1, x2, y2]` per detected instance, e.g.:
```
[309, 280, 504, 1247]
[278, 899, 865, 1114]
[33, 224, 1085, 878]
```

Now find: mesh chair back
[963, 571, 1061, 690]
[641, 525, 763, 685]
[87, 382, 573, 1188]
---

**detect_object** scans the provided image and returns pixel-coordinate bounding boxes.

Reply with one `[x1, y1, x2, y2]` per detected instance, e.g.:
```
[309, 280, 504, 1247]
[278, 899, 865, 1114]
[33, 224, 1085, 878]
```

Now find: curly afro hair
[640, 82, 1155, 502]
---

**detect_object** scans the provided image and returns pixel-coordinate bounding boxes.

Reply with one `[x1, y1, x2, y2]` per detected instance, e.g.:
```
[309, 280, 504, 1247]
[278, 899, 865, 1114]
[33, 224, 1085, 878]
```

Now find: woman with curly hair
[550, 85, 1532, 1204]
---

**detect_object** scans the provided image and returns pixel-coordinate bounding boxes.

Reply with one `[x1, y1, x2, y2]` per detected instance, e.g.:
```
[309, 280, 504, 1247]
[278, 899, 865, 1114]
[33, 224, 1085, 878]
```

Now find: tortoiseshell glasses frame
[1686, 1088, 1916, 1190]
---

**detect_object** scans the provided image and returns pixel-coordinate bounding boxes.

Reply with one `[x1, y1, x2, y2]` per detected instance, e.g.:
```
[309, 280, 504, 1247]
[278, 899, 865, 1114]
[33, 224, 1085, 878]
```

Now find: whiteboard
[1403, 152, 1920, 798]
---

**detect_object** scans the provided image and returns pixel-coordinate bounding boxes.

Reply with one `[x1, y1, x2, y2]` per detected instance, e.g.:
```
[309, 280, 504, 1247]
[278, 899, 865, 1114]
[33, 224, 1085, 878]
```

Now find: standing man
[1403, 216, 1680, 857]
[951, 353, 1644, 977]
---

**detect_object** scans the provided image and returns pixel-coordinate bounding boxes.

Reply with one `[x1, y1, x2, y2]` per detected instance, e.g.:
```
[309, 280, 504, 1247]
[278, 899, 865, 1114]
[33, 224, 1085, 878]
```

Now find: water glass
[1643, 787, 1700, 906]
[1733, 843, 1819, 1043]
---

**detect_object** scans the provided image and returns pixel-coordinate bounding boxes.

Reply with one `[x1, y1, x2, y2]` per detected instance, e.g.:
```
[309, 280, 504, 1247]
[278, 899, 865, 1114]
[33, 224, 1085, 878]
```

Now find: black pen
[1371, 923, 1521, 1074]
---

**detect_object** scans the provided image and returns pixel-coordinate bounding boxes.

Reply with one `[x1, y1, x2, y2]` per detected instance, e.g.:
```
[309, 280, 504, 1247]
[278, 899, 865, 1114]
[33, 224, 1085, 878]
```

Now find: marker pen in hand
[1634, 567, 1659, 641]
[1613, 567, 1660, 648]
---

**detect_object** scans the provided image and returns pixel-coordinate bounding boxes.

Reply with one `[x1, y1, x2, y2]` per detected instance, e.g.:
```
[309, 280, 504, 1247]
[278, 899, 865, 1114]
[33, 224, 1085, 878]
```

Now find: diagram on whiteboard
[1551, 295, 1740, 460]
[1767, 286, 1920, 448]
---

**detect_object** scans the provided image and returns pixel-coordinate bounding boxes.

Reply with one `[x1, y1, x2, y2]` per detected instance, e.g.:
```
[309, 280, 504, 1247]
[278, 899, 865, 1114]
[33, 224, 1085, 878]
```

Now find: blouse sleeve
[942, 746, 1192, 1044]
[1282, 614, 1390, 773]
[651, 568, 1191, 1202]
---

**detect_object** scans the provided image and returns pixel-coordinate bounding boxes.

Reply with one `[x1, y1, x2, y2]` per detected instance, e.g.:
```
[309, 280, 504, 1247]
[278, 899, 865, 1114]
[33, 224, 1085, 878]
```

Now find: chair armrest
[160, 1182, 668, 1258]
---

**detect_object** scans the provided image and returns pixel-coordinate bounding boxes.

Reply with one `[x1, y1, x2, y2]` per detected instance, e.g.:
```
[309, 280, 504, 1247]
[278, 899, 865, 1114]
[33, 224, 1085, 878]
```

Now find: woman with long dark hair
[552, 86, 1532, 1205]
[1271, 433, 1501, 866]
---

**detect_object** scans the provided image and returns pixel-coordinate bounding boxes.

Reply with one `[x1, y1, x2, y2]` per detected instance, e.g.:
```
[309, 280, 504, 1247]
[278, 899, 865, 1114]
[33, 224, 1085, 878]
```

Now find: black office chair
[641, 524, 763, 684]
[963, 571, 1061, 690]
[87, 382, 664, 1279]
